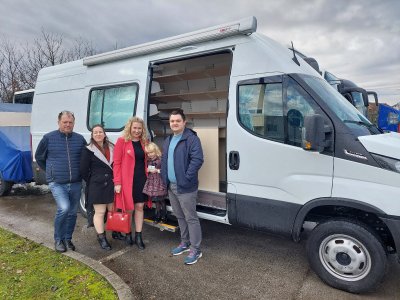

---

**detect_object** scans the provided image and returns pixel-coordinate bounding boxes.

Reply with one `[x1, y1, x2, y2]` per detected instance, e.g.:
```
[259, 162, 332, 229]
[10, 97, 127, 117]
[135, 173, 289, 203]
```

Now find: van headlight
[371, 154, 400, 173]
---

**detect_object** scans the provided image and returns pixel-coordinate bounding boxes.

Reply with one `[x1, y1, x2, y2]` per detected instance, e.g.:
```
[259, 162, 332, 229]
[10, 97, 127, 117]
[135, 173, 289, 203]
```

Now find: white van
[31, 17, 400, 293]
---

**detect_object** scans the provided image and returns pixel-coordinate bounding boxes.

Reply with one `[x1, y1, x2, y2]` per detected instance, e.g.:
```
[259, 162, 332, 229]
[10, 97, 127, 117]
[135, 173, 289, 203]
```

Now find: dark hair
[169, 109, 186, 121]
[90, 124, 113, 153]
[58, 110, 75, 121]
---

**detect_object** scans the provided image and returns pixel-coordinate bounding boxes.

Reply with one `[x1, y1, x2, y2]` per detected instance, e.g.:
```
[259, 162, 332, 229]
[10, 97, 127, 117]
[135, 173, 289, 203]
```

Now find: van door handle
[229, 151, 240, 170]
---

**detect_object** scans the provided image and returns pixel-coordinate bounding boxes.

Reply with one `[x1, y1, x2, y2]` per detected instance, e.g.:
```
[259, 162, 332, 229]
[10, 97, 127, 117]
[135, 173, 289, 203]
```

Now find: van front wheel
[306, 220, 386, 293]
[79, 183, 87, 218]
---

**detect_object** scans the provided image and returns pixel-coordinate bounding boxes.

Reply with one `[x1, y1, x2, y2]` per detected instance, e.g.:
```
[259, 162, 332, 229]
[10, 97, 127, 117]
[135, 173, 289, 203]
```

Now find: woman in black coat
[80, 124, 114, 250]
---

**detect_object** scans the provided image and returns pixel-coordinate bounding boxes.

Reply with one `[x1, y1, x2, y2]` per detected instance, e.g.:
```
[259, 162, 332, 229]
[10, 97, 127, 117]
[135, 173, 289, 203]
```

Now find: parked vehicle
[13, 89, 35, 104]
[378, 103, 400, 133]
[30, 17, 400, 293]
[0, 103, 33, 195]
[292, 50, 379, 119]
[324, 71, 378, 119]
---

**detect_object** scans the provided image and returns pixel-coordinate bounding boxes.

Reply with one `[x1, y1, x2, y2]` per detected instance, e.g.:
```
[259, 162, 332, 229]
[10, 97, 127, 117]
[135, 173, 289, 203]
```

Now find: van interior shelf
[185, 111, 226, 119]
[153, 65, 230, 84]
[151, 90, 228, 101]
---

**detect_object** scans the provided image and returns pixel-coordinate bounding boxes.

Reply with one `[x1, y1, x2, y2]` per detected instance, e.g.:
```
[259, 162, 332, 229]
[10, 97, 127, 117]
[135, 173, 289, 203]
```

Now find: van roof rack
[83, 16, 257, 66]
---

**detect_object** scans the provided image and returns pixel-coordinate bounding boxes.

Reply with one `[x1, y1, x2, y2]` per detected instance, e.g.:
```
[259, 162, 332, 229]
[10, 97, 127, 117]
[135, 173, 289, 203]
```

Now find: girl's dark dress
[132, 141, 146, 203]
[143, 157, 167, 199]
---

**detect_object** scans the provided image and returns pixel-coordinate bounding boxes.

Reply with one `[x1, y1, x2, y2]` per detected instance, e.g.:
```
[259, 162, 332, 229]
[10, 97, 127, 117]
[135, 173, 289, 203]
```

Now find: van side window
[238, 83, 284, 142]
[238, 76, 318, 147]
[88, 84, 138, 130]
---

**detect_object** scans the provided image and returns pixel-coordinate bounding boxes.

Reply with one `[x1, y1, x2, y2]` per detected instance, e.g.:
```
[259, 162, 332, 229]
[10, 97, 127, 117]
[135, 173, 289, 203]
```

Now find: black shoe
[112, 231, 125, 240]
[55, 240, 67, 253]
[135, 232, 145, 250]
[65, 240, 76, 251]
[125, 232, 134, 246]
[153, 216, 161, 224]
[97, 233, 112, 250]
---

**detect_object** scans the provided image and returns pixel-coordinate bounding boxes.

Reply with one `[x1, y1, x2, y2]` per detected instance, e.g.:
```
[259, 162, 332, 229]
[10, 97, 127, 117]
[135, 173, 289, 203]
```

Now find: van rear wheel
[0, 174, 13, 196]
[306, 219, 386, 293]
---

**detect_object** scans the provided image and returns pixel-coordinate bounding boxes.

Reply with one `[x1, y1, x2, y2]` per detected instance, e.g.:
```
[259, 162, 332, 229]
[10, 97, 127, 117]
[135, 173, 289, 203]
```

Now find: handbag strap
[113, 192, 126, 213]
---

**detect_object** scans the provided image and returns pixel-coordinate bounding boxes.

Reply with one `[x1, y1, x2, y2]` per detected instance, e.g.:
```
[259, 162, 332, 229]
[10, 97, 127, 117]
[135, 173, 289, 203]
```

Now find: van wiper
[343, 120, 383, 134]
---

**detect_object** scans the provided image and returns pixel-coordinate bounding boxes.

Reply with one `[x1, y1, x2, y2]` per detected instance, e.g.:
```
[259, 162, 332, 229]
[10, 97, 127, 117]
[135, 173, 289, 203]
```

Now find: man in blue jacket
[161, 109, 204, 265]
[35, 111, 86, 252]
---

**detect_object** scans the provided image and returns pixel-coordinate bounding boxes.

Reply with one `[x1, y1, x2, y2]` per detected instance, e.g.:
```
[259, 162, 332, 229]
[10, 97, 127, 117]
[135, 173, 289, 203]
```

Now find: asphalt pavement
[0, 186, 399, 300]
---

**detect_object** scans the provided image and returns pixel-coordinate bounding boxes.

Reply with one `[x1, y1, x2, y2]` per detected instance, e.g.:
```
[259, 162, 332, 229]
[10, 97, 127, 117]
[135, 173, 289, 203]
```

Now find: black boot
[160, 213, 168, 224]
[97, 233, 111, 250]
[112, 231, 125, 240]
[135, 232, 145, 250]
[154, 210, 161, 224]
[160, 202, 167, 223]
[125, 232, 134, 246]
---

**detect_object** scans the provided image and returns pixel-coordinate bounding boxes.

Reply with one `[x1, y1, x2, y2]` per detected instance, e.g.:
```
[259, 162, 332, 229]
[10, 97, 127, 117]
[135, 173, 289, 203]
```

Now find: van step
[143, 218, 178, 232]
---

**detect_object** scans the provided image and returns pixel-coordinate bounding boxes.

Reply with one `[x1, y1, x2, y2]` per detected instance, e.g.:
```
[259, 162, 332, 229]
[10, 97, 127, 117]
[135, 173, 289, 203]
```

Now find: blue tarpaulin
[0, 104, 33, 183]
[378, 104, 400, 133]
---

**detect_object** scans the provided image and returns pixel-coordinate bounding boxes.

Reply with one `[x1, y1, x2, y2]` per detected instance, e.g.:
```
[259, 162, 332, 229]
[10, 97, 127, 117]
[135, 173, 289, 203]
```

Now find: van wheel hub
[319, 234, 371, 280]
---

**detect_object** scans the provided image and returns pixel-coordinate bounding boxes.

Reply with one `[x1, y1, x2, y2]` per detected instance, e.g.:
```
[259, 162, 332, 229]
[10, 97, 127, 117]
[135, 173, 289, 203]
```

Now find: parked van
[290, 49, 379, 119]
[31, 17, 400, 293]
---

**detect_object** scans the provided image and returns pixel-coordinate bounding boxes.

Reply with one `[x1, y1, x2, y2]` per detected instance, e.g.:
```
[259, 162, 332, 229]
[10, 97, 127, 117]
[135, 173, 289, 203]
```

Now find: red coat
[113, 137, 151, 211]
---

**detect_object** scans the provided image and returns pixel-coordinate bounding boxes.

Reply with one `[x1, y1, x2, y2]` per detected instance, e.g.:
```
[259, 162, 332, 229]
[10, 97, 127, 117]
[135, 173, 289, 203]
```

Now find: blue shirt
[167, 133, 182, 183]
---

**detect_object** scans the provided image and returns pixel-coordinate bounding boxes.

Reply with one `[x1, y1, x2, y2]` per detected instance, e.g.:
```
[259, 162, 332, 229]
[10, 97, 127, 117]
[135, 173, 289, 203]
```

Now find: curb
[0, 221, 134, 300]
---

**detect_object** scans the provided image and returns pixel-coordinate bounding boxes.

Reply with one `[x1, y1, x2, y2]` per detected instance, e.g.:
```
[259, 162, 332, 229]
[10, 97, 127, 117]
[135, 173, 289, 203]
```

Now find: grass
[0, 227, 118, 300]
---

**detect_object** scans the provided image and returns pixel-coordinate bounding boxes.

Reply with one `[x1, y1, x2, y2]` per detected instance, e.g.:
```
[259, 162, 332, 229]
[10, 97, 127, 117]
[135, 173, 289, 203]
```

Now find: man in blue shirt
[35, 111, 86, 252]
[161, 109, 204, 265]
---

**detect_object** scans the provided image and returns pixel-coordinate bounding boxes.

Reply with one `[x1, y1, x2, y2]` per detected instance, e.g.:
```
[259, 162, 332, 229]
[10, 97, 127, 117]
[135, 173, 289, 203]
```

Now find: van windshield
[301, 75, 381, 136]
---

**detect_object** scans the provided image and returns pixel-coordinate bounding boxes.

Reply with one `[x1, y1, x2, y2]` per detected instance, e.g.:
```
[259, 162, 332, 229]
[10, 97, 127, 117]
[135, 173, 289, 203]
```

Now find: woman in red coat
[113, 116, 151, 249]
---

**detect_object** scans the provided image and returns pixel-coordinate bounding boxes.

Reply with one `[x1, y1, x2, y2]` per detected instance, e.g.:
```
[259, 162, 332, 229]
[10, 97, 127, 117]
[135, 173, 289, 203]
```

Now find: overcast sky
[1, 0, 399, 105]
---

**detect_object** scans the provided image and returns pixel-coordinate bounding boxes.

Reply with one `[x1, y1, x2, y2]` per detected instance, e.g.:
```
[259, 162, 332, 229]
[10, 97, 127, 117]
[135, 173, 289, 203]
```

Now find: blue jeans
[49, 182, 82, 242]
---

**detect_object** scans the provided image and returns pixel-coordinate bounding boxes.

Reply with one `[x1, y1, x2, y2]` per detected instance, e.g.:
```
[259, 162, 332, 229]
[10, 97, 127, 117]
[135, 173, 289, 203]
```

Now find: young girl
[143, 142, 167, 223]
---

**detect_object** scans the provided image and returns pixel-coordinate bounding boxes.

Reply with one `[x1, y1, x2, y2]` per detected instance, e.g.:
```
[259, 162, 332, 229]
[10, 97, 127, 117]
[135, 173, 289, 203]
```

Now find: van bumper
[380, 216, 400, 263]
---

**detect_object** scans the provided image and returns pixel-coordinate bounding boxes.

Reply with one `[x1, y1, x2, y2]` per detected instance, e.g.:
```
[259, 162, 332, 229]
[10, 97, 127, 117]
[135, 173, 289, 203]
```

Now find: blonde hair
[122, 116, 148, 143]
[145, 142, 162, 158]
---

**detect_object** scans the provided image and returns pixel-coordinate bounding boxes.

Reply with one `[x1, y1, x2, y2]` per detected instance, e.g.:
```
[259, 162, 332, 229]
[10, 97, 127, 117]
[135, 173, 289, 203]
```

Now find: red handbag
[106, 193, 132, 234]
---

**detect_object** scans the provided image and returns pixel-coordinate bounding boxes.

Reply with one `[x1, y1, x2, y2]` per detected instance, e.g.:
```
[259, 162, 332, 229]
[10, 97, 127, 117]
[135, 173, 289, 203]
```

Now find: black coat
[80, 144, 114, 205]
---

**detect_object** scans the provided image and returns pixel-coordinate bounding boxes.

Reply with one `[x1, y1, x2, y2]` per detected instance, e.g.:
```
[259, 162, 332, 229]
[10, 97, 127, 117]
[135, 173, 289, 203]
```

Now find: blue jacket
[35, 130, 86, 184]
[161, 128, 204, 193]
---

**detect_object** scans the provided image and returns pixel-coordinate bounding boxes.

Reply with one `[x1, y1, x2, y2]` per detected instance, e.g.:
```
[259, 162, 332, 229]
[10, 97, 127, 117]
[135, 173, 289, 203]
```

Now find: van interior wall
[148, 52, 232, 210]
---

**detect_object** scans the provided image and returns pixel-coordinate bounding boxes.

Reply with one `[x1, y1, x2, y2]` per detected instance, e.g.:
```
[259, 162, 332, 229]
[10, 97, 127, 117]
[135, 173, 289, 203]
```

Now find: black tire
[306, 219, 386, 293]
[79, 183, 87, 218]
[0, 174, 13, 196]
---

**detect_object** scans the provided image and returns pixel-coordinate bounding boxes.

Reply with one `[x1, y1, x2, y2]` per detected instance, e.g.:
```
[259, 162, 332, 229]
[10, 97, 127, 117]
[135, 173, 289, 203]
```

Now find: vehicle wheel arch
[292, 197, 388, 243]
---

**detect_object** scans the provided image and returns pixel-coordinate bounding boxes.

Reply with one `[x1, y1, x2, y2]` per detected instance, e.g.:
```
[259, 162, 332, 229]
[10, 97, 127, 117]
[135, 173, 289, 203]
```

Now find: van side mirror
[341, 87, 368, 107]
[302, 114, 328, 152]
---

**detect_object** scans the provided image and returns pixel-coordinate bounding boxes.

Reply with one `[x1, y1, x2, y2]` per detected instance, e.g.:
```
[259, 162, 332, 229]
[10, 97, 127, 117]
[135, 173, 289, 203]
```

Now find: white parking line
[99, 247, 132, 263]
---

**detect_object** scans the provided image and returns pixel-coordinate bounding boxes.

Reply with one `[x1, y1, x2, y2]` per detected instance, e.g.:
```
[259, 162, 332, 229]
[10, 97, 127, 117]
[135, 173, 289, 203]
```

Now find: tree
[0, 29, 97, 103]
[0, 39, 24, 102]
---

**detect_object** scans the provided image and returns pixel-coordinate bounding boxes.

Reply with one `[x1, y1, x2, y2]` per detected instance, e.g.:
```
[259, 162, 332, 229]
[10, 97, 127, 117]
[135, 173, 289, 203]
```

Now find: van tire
[306, 219, 386, 293]
[0, 174, 13, 196]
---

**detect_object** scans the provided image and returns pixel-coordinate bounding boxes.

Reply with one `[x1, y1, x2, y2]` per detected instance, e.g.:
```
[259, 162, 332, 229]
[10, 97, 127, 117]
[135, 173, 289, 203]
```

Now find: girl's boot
[160, 202, 167, 223]
[97, 233, 112, 250]
[154, 209, 161, 224]
[135, 232, 145, 250]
